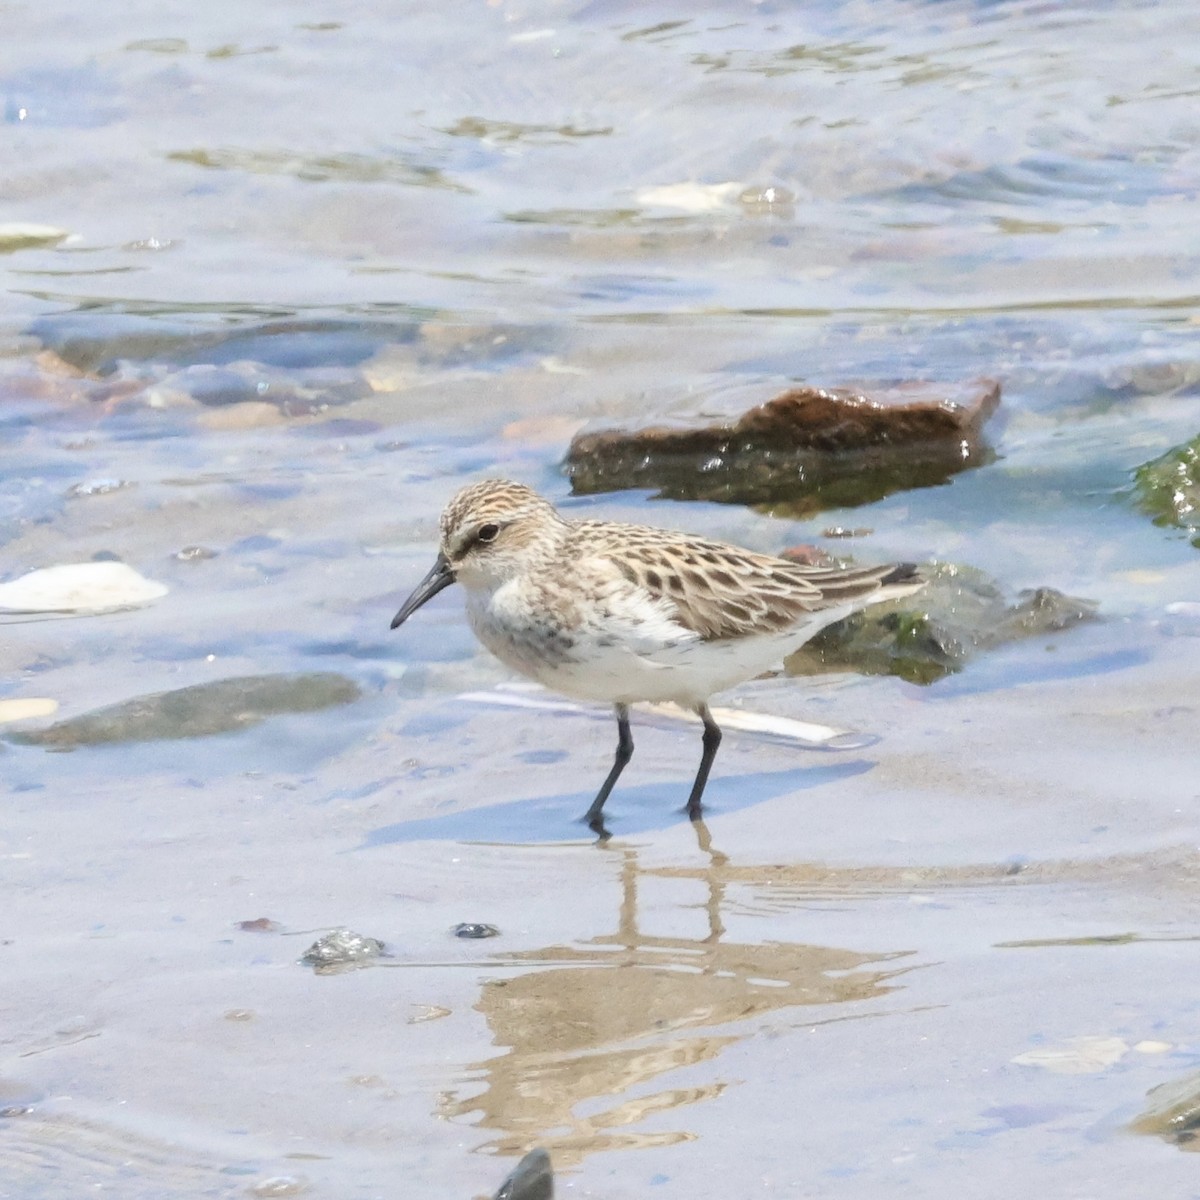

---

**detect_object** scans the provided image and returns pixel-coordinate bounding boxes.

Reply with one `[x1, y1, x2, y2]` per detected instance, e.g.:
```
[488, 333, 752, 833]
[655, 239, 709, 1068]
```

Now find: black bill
[390, 552, 456, 629]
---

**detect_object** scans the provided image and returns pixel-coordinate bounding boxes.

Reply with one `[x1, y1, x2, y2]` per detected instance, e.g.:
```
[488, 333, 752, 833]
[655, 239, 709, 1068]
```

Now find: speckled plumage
[392, 479, 924, 831]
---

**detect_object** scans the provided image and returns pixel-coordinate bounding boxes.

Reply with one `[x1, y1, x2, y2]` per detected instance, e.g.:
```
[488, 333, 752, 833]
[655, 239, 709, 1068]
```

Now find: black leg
[684, 705, 722, 821]
[583, 703, 633, 833]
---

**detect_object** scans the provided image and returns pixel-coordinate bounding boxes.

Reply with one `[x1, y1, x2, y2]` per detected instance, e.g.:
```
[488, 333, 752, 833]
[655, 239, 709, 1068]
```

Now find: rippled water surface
[3, 2, 1200, 1197]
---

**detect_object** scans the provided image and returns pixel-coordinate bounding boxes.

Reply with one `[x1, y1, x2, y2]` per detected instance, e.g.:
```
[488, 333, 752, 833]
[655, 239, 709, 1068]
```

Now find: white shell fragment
[0, 222, 71, 250]
[1134, 1040, 1172, 1055]
[1011, 1036, 1129, 1074]
[644, 702, 875, 750]
[635, 181, 744, 213]
[0, 563, 169, 615]
[457, 683, 861, 749]
[0, 698, 59, 725]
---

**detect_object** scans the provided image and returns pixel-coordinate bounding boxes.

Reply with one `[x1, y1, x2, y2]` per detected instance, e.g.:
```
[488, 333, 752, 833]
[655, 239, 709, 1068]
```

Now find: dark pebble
[454, 923, 500, 939]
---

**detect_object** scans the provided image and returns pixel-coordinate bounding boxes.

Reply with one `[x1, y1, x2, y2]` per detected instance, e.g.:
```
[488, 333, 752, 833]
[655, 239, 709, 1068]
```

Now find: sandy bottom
[5, 614, 1200, 1198]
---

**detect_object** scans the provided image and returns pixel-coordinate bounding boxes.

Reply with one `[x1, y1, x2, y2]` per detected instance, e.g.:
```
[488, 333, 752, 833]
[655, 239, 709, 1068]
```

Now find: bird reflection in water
[445, 822, 917, 1168]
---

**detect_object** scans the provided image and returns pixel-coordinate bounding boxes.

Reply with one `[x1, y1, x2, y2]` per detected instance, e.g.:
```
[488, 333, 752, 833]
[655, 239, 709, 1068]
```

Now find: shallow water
[3, 1, 1200, 1197]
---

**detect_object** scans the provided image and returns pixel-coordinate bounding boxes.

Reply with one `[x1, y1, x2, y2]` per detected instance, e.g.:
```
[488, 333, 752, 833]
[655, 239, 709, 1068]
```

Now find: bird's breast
[464, 583, 581, 680]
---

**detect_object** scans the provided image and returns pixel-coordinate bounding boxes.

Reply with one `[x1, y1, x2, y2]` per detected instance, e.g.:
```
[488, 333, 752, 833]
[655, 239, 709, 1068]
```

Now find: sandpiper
[391, 480, 923, 831]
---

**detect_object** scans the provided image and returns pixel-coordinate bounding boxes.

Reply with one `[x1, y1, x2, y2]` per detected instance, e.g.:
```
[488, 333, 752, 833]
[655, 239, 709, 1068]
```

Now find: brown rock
[238, 917, 282, 933]
[564, 379, 1001, 512]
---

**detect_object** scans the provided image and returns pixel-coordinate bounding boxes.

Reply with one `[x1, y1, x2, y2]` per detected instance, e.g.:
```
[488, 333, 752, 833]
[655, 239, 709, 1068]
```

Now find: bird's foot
[581, 810, 612, 841]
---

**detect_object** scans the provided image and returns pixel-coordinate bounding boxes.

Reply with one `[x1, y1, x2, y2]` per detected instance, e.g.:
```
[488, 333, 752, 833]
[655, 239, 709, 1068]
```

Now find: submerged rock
[493, 1148, 553, 1200]
[299, 928, 385, 974]
[1130, 433, 1200, 547]
[1131, 1070, 1200, 1148]
[154, 362, 366, 413]
[784, 563, 1098, 684]
[7, 673, 360, 748]
[174, 545, 218, 562]
[238, 917, 283, 933]
[453, 922, 500, 940]
[67, 478, 133, 498]
[1010, 1035, 1128, 1074]
[564, 380, 1000, 512]
[29, 312, 411, 376]
[0, 562, 167, 615]
[247, 1174, 309, 1196]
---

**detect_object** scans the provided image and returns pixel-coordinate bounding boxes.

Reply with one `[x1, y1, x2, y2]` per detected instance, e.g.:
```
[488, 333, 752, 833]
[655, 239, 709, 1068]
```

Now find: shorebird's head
[389, 480, 560, 628]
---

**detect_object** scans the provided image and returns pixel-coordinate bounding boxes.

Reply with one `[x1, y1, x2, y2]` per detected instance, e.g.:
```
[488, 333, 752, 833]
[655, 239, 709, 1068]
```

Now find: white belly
[466, 579, 840, 708]
[540, 631, 806, 707]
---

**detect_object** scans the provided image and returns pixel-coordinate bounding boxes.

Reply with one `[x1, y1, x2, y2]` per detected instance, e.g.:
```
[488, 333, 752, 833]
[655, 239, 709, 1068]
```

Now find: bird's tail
[875, 562, 926, 605]
[880, 562, 920, 586]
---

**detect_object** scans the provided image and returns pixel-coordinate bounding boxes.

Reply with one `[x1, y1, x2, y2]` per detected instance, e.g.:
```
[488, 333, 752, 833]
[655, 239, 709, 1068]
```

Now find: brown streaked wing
[570, 521, 901, 641]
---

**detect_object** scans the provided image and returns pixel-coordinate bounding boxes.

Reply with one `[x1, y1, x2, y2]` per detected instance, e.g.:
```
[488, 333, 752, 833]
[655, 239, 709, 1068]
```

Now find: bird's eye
[477, 523, 500, 543]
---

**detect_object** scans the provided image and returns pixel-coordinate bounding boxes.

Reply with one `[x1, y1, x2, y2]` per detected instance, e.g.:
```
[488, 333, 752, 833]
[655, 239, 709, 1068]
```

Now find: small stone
[224, 1009, 256, 1022]
[407, 1005, 451, 1024]
[237, 917, 281, 933]
[453, 922, 500, 939]
[248, 1175, 308, 1197]
[197, 401, 285, 431]
[175, 545, 217, 562]
[123, 237, 178, 252]
[68, 478, 131, 498]
[300, 928, 385, 971]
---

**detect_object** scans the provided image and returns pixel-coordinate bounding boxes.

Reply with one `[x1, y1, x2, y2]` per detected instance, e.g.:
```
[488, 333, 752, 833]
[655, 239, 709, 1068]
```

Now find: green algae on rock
[7, 673, 360, 748]
[1131, 1070, 1200, 1149]
[493, 1148, 553, 1200]
[1131, 434, 1200, 547]
[784, 563, 1099, 684]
